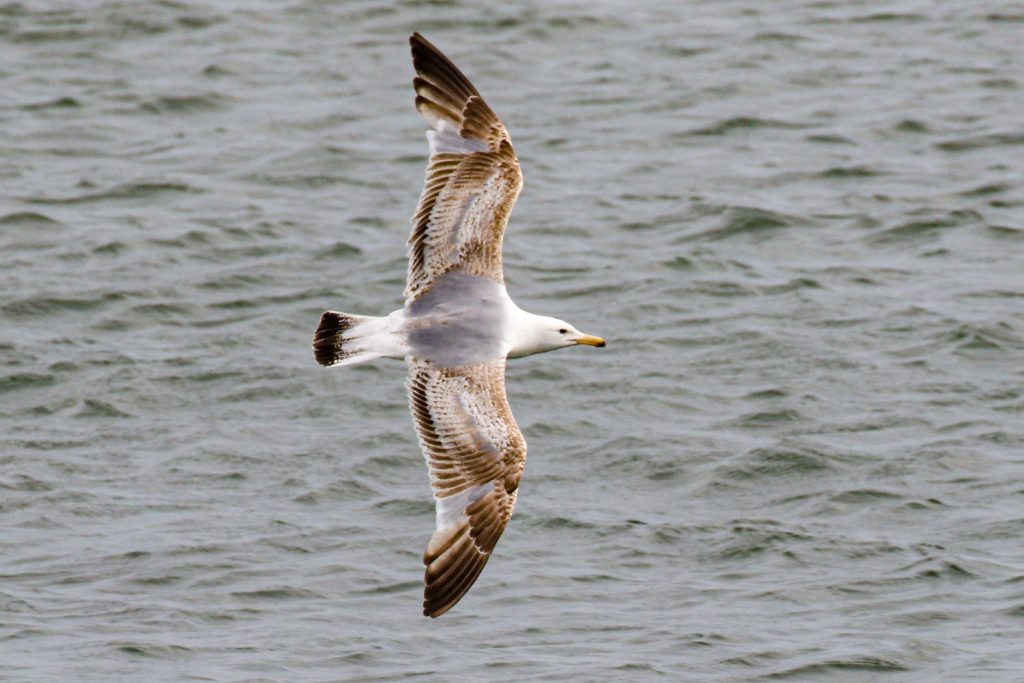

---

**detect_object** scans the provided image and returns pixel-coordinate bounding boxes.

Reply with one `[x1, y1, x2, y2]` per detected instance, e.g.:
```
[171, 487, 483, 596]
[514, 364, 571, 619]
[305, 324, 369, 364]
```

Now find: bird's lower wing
[406, 358, 527, 617]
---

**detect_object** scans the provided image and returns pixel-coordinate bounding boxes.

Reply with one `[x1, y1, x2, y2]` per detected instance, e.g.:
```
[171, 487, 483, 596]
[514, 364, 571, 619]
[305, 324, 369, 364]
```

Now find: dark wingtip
[424, 606, 448, 618]
[410, 32, 430, 52]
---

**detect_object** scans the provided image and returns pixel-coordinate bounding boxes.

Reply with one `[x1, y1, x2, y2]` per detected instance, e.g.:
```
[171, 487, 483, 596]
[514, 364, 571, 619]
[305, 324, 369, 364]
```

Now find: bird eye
[559, 328, 567, 334]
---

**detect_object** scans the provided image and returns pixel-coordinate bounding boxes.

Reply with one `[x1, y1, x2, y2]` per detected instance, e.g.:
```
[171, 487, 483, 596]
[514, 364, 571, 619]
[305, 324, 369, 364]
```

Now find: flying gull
[313, 33, 605, 618]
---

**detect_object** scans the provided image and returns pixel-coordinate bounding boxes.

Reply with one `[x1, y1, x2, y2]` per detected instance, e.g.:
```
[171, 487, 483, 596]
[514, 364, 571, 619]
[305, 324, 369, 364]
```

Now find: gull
[313, 33, 605, 618]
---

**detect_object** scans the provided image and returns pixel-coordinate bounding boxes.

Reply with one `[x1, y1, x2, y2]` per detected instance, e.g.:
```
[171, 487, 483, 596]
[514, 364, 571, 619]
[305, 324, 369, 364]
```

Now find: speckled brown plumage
[406, 33, 522, 301]
[407, 359, 525, 617]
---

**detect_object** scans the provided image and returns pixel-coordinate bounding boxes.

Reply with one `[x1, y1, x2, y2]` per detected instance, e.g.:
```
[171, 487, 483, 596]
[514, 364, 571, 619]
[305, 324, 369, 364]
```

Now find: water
[2, 1, 1023, 680]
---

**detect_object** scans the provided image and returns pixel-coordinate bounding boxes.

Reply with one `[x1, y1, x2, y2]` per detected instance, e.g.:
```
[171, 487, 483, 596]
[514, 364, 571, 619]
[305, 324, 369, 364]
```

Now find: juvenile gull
[313, 33, 605, 618]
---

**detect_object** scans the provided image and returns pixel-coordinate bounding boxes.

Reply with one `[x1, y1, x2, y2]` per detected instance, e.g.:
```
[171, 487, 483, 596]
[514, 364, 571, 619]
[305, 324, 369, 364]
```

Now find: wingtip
[423, 602, 454, 618]
[409, 33, 433, 72]
[410, 32, 430, 50]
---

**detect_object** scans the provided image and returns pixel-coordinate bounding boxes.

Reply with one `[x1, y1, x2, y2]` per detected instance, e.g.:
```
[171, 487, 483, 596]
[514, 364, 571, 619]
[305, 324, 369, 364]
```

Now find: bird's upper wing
[406, 33, 523, 301]
[407, 357, 527, 617]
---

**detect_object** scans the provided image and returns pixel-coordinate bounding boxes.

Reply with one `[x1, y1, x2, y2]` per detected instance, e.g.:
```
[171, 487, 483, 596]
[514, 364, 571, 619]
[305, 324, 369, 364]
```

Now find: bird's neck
[505, 307, 558, 359]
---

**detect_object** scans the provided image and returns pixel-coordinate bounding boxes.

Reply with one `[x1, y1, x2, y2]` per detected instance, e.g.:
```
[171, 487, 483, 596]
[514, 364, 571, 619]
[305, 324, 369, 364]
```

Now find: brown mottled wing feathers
[406, 33, 522, 301]
[407, 359, 526, 617]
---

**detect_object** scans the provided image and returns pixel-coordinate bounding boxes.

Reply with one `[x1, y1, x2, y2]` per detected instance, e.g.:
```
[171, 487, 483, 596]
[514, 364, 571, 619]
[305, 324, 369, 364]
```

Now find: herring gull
[313, 33, 605, 618]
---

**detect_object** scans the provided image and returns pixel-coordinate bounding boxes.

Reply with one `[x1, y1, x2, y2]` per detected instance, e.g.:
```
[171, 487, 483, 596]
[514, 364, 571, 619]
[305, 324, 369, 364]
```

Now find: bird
[313, 33, 606, 618]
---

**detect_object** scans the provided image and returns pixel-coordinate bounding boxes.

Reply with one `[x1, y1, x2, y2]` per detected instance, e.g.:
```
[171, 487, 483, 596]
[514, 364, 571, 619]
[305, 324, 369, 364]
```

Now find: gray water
[2, 1, 1024, 680]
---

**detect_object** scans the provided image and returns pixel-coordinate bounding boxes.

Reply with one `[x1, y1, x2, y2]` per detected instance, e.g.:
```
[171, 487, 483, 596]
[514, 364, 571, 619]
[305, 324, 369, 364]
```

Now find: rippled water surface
[3, 1, 1024, 680]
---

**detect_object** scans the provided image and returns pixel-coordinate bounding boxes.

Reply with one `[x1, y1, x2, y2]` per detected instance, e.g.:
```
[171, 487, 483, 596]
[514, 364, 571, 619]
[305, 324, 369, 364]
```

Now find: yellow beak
[575, 334, 606, 348]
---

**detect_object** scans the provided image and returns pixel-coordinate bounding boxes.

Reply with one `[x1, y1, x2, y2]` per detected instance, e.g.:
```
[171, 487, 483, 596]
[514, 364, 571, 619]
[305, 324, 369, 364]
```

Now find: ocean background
[2, 1, 1024, 680]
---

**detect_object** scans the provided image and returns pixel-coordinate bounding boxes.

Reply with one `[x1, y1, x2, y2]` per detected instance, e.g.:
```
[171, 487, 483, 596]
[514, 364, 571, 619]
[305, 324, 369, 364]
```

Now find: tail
[313, 311, 387, 367]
